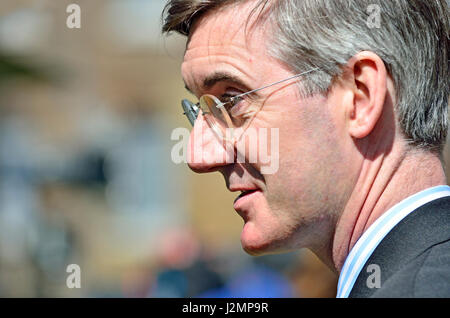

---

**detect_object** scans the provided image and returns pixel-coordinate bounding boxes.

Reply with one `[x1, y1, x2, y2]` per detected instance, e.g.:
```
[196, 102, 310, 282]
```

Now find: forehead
[182, 1, 277, 93]
[186, 1, 269, 53]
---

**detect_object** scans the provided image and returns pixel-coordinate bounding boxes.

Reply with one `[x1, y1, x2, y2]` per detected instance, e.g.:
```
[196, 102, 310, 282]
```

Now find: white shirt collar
[336, 185, 450, 298]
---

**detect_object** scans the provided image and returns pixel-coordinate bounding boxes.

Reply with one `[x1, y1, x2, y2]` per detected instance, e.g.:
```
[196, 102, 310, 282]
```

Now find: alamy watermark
[66, 4, 81, 29]
[366, 4, 381, 29]
[66, 264, 81, 289]
[366, 263, 381, 289]
[171, 120, 280, 174]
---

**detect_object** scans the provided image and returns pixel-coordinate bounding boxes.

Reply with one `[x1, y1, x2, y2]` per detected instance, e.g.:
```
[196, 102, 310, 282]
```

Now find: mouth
[234, 189, 258, 204]
[233, 189, 263, 211]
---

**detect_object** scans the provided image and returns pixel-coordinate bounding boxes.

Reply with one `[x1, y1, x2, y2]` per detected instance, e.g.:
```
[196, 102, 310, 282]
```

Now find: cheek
[264, 98, 342, 208]
[235, 124, 280, 174]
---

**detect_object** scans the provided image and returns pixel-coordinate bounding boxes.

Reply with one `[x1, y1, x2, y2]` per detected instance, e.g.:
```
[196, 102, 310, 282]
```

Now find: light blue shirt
[336, 185, 450, 298]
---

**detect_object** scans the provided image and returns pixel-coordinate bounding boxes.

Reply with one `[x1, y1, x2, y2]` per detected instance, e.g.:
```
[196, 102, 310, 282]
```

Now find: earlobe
[346, 52, 387, 140]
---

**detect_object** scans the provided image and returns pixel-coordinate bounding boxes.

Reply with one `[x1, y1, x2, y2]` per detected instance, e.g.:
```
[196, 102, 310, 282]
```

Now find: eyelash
[221, 92, 243, 108]
[222, 94, 252, 120]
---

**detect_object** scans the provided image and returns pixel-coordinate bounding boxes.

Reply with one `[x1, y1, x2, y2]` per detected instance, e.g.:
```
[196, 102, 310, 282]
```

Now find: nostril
[186, 117, 237, 173]
[188, 163, 220, 174]
[186, 146, 235, 173]
[186, 160, 207, 174]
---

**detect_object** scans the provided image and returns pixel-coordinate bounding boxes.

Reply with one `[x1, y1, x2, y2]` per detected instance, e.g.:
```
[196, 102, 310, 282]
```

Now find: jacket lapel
[349, 196, 450, 297]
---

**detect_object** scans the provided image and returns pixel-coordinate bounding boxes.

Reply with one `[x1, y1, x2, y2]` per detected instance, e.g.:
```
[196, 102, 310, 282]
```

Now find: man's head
[162, 0, 449, 257]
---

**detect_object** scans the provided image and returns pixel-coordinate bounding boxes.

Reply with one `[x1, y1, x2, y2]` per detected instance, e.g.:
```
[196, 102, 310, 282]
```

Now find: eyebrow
[184, 71, 251, 95]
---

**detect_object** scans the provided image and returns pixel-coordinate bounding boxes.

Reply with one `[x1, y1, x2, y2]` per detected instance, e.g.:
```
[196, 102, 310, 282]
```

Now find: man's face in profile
[181, 1, 355, 256]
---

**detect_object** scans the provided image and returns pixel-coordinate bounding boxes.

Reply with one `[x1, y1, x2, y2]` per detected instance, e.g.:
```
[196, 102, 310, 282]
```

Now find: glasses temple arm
[231, 67, 320, 102]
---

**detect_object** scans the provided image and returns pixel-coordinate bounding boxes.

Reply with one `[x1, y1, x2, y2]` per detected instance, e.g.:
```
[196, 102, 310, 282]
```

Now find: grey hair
[162, 0, 450, 153]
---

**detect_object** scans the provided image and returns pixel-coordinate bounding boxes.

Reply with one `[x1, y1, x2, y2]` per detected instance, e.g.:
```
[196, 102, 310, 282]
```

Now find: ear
[343, 51, 388, 139]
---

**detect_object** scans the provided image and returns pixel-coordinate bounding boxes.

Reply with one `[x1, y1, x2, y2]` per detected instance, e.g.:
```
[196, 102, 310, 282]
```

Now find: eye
[220, 93, 243, 111]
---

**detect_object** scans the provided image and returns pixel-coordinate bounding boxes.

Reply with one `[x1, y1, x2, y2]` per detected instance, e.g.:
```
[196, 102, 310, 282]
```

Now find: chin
[240, 220, 294, 256]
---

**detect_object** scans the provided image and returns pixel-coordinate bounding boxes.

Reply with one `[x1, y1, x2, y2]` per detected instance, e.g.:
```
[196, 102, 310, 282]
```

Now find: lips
[234, 189, 259, 204]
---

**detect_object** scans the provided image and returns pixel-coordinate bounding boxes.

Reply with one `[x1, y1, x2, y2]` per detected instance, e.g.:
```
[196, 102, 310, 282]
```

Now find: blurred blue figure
[151, 268, 188, 298]
[199, 264, 294, 298]
[151, 259, 224, 298]
[148, 227, 224, 298]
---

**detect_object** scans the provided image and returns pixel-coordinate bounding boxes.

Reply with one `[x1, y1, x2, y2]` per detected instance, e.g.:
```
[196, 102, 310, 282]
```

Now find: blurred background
[0, 0, 447, 298]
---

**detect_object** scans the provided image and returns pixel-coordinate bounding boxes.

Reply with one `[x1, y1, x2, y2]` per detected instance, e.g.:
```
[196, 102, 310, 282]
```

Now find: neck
[330, 143, 446, 273]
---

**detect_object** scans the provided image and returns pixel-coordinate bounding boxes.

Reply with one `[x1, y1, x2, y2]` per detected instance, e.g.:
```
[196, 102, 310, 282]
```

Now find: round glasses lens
[199, 94, 235, 138]
[200, 95, 233, 125]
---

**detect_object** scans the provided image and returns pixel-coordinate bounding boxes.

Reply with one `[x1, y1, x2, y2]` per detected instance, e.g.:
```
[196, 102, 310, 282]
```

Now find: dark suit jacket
[349, 196, 450, 297]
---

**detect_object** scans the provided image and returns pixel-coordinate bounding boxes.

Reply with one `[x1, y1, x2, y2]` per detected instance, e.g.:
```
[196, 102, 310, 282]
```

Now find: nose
[187, 112, 235, 173]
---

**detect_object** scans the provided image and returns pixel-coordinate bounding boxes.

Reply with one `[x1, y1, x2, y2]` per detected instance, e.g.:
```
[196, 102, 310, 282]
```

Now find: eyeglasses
[181, 68, 319, 142]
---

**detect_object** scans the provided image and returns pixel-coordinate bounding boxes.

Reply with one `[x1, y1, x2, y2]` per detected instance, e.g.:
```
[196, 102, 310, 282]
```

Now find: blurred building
[0, 0, 192, 297]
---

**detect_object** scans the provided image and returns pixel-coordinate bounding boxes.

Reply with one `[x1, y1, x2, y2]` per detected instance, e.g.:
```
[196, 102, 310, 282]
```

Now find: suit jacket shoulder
[349, 196, 450, 298]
